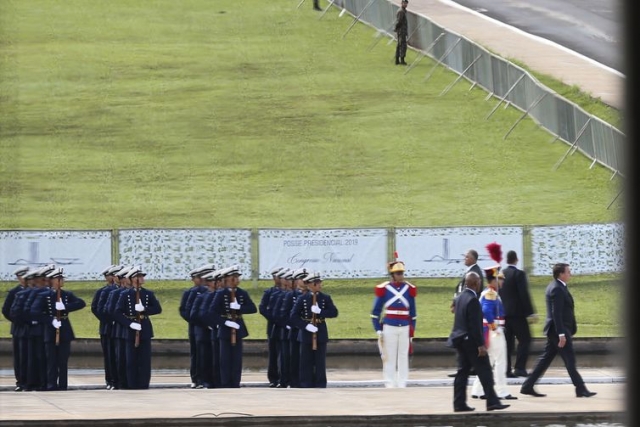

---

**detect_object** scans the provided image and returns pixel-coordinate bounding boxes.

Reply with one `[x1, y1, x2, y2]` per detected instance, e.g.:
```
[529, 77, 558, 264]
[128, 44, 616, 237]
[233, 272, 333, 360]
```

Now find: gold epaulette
[375, 281, 390, 288]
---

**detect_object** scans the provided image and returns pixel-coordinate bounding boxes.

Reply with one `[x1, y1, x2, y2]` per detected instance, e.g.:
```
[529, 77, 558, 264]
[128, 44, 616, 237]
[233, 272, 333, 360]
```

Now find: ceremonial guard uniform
[3, 267, 30, 391]
[113, 267, 162, 389]
[92, 265, 121, 389]
[29, 268, 86, 391]
[371, 260, 417, 388]
[259, 267, 284, 387]
[471, 267, 516, 400]
[200, 269, 225, 388]
[289, 272, 338, 388]
[182, 264, 215, 388]
[211, 265, 257, 388]
[9, 270, 40, 391]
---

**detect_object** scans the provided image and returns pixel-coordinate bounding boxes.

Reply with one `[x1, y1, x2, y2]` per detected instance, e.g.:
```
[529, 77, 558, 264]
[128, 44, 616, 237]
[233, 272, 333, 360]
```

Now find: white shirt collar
[558, 279, 567, 287]
[466, 263, 477, 272]
[465, 287, 477, 297]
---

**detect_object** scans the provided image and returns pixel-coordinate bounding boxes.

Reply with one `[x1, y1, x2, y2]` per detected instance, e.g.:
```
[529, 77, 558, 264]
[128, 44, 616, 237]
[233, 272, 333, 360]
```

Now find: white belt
[483, 318, 505, 325]
[386, 309, 409, 315]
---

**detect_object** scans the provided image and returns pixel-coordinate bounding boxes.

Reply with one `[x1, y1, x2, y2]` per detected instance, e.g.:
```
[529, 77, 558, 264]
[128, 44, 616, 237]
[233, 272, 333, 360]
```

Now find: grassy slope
[0, 0, 621, 230]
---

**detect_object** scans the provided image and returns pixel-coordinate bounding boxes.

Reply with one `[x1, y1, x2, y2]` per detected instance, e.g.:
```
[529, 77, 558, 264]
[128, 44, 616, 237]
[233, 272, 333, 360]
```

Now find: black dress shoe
[447, 372, 457, 377]
[506, 371, 517, 378]
[471, 394, 485, 399]
[513, 369, 529, 377]
[454, 405, 475, 412]
[487, 403, 510, 411]
[269, 382, 277, 388]
[576, 389, 597, 398]
[520, 387, 546, 397]
[502, 394, 518, 400]
[468, 369, 477, 376]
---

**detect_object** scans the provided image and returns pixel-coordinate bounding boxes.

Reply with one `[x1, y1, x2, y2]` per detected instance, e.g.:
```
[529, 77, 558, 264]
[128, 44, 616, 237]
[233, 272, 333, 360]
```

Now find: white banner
[395, 227, 524, 278]
[118, 229, 252, 280]
[0, 231, 112, 281]
[258, 229, 388, 279]
[531, 223, 623, 275]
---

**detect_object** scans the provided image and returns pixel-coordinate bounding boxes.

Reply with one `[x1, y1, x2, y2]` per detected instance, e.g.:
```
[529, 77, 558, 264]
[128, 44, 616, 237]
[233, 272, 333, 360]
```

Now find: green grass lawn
[0, 0, 621, 230]
[0, 1, 624, 339]
[0, 274, 622, 339]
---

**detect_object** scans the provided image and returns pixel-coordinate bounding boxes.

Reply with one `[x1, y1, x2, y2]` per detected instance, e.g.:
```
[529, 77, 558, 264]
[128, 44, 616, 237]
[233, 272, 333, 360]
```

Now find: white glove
[286, 325, 291, 330]
[52, 319, 62, 329]
[135, 302, 145, 312]
[311, 304, 321, 314]
[225, 320, 240, 330]
[207, 326, 213, 330]
[129, 322, 142, 331]
[376, 330, 383, 337]
[305, 324, 318, 333]
[229, 301, 241, 310]
[55, 301, 65, 311]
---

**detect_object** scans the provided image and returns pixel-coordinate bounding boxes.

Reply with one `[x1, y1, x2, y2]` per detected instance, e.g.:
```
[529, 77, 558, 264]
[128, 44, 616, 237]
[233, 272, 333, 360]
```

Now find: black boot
[395, 57, 400, 65]
[400, 57, 407, 65]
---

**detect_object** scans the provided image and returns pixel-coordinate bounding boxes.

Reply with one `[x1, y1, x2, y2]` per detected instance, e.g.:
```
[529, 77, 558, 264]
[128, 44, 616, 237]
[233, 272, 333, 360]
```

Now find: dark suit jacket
[499, 265, 535, 317]
[453, 264, 484, 302]
[447, 288, 484, 348]
[543, 279, 577, 337]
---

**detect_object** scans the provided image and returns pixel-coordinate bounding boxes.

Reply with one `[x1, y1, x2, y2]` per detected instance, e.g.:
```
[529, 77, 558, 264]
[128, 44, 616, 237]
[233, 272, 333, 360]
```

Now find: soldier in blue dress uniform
[181, 263, 215, 388]
[269, 268, 292, 387]
[29, 267, 86, 391]
[200, 269, 225, 388]
[276, 269, 304, 387]
[2, 266, 30, 391]
[259, 267, 285, 388]
[290, 272, 338, 388]
[21, 265, 56, 391]
[211, 265, 257, 388]
[91, 265, 121, 389]
[100, 266, 132, 389]
[113, 266, 162, 389]
[9, 269, 38, 391]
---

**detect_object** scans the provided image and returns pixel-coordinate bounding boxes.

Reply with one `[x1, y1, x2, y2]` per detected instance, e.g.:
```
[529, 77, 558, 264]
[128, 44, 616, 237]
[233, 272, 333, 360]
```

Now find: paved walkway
[0, 368, 626, 424]
[393, 0, 624, 109]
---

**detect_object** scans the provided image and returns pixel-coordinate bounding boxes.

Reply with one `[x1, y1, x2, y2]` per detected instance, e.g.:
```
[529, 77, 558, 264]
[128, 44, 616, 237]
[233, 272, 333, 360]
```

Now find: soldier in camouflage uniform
[395, 0, 409, 65]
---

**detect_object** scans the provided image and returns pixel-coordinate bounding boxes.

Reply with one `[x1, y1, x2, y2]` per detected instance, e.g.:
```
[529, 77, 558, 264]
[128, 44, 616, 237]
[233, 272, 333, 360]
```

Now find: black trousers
[395, 33, 407, 60]
[219, 338, 243, 388]
[125, 339, 152, 389]
[100, 334, 114, 386]
[26, 335, 46, 390]
[504, 316, 532, 374]
[289, 336, 301, 388]
[267, 333, 281, 384]
[44, 340, 71, 390]
[16, 336, 29, 388]
[188, 333, 197, 384]
[116, 337, 128, 389]
[211, 337, 221, 388]
[522, 334, 586, 391]
[279, 336, 291, 387]
[196, 338, 213, 387]
[299, 341, 327, 388]
[453, 338, 500, 409]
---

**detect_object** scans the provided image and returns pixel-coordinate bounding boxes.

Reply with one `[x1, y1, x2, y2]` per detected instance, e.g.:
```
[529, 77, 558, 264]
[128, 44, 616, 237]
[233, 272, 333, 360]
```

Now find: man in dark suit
[520, 263, 597, 398]
[499, 250, 537, 378]
[452, 249, 485, 311]
[447, 271, 509, 412]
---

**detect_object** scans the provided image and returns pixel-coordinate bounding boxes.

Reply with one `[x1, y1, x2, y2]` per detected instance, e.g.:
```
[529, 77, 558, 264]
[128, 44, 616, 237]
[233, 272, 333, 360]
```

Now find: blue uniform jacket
[113, 288, 162, 341]
[277, 289, 302, 340]
[29, 289, 86, 343]
[289, 291, 338, 344]
[101, 287, 127, 338]
[92, 284, 117, 335]
[211, 287, 257, 340]
[370, 281, 417, 332]
[2, 284, 24, 335]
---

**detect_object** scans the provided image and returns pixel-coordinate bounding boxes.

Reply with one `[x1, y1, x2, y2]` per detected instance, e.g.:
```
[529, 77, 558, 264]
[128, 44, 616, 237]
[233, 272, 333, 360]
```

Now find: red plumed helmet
[485, 242, 502, 264]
